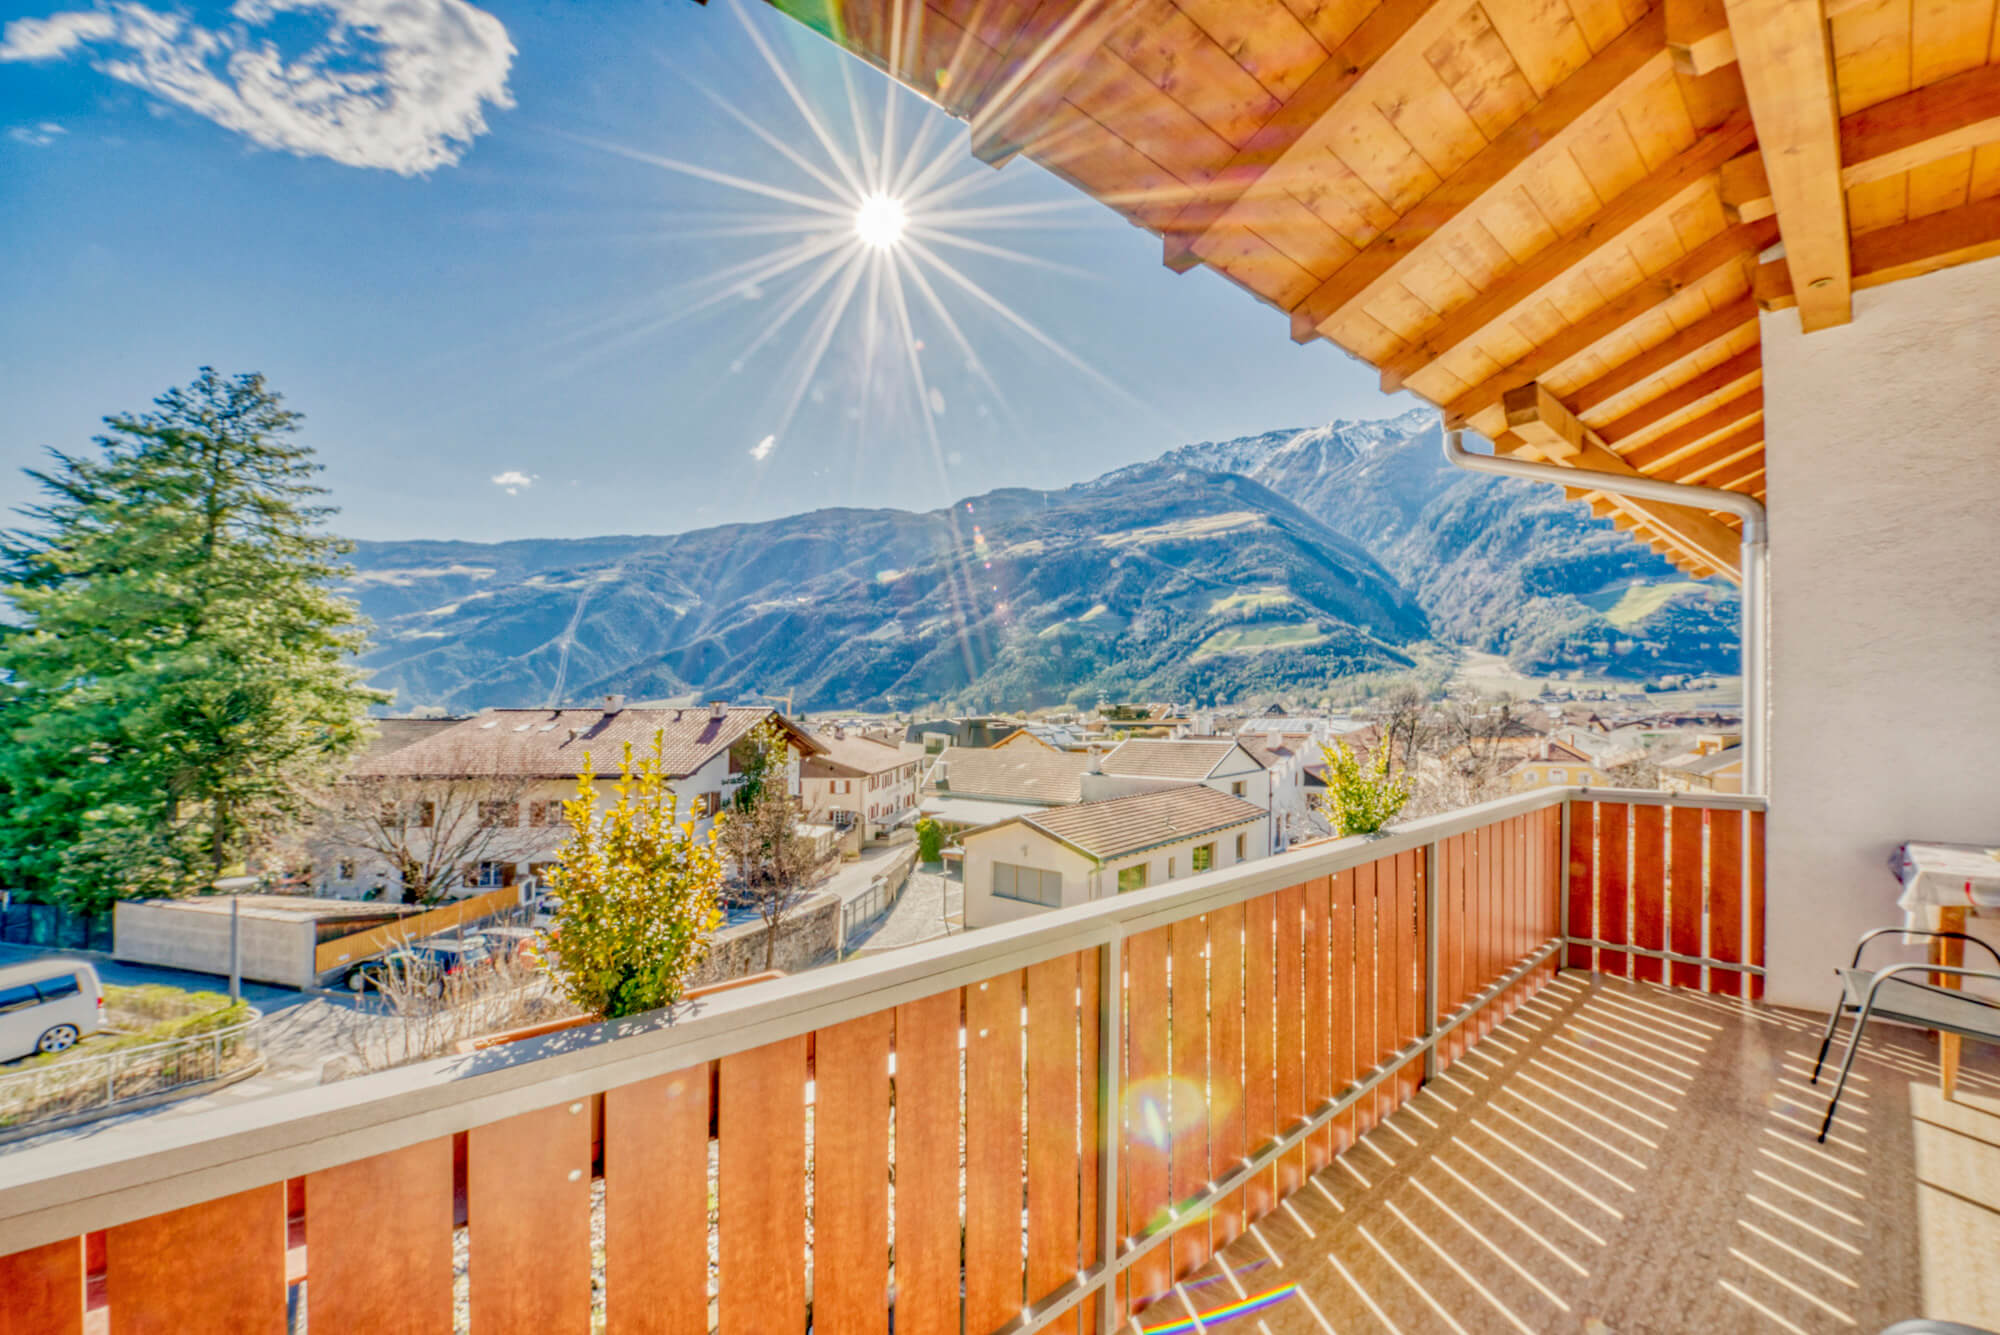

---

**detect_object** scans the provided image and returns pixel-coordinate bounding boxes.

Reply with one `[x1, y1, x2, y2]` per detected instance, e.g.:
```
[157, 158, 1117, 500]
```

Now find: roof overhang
[755, 0, 2000, 579]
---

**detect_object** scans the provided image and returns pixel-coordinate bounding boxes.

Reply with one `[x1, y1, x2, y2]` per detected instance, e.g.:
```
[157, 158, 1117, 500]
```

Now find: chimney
[833, 725, 846, 741]
[603, 694, 626, 713]
[1087, 745, 1104, 774]
[710, 700, 727, 721]
[933, 758, 949, 791]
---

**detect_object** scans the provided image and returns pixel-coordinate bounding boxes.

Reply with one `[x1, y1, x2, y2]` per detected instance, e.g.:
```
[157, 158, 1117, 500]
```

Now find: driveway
[0, 941, 401, 1142]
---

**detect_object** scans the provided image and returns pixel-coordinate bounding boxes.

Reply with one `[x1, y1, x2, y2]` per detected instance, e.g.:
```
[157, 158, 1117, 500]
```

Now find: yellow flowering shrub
[545, 732, 724, 1019]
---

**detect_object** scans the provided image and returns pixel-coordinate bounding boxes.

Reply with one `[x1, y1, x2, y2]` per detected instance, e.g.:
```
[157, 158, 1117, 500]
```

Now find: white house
[1091, 739, 1279, 850]
[962, 785, 1269, 929]
[799, 729, 924, 838]
[317, 701, 824, 899]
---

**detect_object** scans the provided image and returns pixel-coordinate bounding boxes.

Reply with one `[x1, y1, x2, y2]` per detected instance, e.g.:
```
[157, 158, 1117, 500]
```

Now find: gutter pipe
[1441, 419, 1768, 797]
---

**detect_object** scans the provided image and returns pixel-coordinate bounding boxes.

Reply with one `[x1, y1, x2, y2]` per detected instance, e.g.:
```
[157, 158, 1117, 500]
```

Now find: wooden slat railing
[1565, 791, 1769, 999]
[0, 788, 1759, 1335]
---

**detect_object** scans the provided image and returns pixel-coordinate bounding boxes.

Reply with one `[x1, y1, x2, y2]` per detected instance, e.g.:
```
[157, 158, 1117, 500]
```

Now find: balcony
[0, 787, 1993, 1333]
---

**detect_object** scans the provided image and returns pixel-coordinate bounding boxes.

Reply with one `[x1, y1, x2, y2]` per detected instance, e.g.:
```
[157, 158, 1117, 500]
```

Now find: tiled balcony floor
[1165, 973, 2000, 1335]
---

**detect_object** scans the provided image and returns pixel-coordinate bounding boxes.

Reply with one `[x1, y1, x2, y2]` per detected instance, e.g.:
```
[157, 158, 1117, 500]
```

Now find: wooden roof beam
[1380, 109, 1758, 392]
[1501, 384, 1586, 460]
[1287, 10, 1671, 341]
[1721, 62, 2000, 224]
[1708, 457, 1766, 490]
[969, 0, 1142, 166]
[1597, 346, 1761, 444]
[1661, 422, 1765, 481]
[1569, 296, 1758, 418]
[1616, 389, 1764, 472]
[1443, 218, 1777, 427]
[1497, 383, 1746, 578]
[1724, 0, 1850, 331]
[1757, 191, 2000, 310]
[1159, 0, 1461, 272]
[1668, 0, 1736, 76]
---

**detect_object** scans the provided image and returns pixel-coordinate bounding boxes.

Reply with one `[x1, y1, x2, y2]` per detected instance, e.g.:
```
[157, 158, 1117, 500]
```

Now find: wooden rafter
[1720, 62, 2000, 222]
[1663, 422, 1765, 481]
[1615, 390, 1763, 471]
[1286, 9, 1671, 342]
[1596, 346, 1761, 443]
[1497, 383, 1746, 578]
[1442, 218, 1778, 427]
[1567, 296, 1757, 417]
[1757, 191, 2000, 310]
[968, 0, 1143, 165]
[1667, 0, 1736, 76]
[1379, 108, 1758, 391]
[1723, 0, 1849, 331]
[1157, 0, 1459, 272]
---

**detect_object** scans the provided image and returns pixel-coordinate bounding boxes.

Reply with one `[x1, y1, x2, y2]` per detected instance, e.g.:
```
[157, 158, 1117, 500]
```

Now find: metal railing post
[1558, 799, 1572, 971]
[1423, 840, 1440, 1083]
[1095, 926, 1124, 1335]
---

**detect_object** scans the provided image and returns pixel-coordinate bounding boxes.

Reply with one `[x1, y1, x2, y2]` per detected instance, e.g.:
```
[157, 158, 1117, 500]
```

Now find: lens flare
[854, 193, 907, 249]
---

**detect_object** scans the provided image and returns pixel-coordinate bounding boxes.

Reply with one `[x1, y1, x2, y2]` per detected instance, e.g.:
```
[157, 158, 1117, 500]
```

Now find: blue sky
[0, 0, 1409, 542]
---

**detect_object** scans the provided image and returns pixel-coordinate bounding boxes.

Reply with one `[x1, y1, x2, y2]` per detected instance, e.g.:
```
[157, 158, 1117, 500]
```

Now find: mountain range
[344, 408, 1739, 713]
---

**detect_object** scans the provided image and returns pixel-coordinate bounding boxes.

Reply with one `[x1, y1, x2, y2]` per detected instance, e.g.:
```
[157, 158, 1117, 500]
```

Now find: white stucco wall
[1760, 257, 2000, 1008]
[961, 816, 1269, 929]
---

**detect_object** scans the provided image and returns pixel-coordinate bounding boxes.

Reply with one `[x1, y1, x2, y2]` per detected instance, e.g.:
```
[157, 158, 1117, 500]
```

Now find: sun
[854, 192, 907, 250]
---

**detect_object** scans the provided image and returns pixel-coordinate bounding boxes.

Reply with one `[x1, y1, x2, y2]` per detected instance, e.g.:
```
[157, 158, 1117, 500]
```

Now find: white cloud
[490, 469, 534, 495]
[7, 121, 67, 146]
[0, 0, 515, 175]
[749, 435, 775, 462]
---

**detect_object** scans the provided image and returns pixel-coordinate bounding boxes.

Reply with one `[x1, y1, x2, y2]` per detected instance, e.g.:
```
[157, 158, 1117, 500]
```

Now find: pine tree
[0, 369, 385, 910]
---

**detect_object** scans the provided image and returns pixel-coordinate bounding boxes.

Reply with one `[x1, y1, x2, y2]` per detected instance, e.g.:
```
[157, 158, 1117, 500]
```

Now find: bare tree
[1407, 697, 1520, 816]
[714, 721, 833, 970]
[313, 745, 545, 903]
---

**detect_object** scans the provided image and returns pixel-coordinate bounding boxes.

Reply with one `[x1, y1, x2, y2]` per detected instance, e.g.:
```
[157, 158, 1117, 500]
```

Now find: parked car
[476, 925, 548, 965]
[345, 936, 494, 996]
[0, 960, 103, 1062]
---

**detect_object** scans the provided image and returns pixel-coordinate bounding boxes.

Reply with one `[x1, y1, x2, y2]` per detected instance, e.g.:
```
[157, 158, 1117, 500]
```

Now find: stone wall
[689, 889, 841, 986]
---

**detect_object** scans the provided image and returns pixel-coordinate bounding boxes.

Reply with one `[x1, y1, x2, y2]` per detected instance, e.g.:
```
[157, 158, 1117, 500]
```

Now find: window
[1231, 780, 1246, 797]
[992, 862, 1063, 907]
[1167, 857, 1176, 880]
[1117, 863, 1148, 894]
[1192, 843, 1215, 873]
[474, 861, 512, 888]
[478, 801, 518, 828]
[0, 985, 39, 1014]
[1235, 833, 1247, 861]
[530, 800, 567, 827]
[337, 860, 356, 881]
[1549, 768, 1567, 784]
[35, 975, 79, 1001]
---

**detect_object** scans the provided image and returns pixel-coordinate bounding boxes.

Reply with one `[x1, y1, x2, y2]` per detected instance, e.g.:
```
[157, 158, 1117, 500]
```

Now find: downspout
[1441, 419, 1768, 797]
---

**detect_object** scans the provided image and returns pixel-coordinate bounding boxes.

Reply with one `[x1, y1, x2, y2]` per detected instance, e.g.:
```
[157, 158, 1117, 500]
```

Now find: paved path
[847, 867, 962, 954]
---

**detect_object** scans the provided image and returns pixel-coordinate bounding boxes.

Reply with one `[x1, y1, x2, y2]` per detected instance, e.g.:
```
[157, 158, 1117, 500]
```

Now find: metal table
[1892, 841, 2000, 1097]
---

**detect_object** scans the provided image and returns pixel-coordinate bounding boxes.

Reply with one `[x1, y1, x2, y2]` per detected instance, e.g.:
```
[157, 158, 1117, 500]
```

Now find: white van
[0, 960, 103, 1062]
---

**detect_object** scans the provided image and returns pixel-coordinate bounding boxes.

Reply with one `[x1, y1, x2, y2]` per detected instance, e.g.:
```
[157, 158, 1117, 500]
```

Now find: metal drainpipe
[1441, 418, 1768, 797]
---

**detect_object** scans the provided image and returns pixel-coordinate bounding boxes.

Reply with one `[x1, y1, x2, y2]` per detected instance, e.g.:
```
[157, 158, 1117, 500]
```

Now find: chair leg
[1818, 1004, 1874, 1142]
[1811, 1003, 1846, 1084]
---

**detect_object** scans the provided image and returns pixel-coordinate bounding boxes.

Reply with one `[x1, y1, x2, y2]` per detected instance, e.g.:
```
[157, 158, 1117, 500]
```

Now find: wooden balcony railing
[0, 786, 1763, 1335]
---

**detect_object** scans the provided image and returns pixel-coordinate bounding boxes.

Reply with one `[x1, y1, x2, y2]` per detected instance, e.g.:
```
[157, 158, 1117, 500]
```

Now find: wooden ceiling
[768, 0, 2000, 581]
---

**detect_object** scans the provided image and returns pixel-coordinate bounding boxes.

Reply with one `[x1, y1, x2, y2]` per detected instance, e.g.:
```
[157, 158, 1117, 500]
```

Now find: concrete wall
[689, 890, 841, 985]
[114, 903, 316, 988]
[1760, 257, 2000, 1008]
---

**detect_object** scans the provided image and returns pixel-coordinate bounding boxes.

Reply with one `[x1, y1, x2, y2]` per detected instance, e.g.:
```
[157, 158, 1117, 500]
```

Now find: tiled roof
[932, 745, 1088, 805]
[1662, 745, 1743, 776]
[1014, 786, 1265, 861]
[1101, 738, 1256, 780]
[807, 731, 915, 776]
[353, 707, 823, 780]
[360, 716, 469, 760]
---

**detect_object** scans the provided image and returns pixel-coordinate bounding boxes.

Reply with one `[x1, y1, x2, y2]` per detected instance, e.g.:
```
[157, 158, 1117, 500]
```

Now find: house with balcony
[798, 728, 924, 840]
[315, 700, 824, 897]
[3, 1, 1998, 1332]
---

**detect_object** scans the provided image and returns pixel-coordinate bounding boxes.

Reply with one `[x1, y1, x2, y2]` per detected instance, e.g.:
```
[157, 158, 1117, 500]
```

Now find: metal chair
[1811, 927, 2000, 1142]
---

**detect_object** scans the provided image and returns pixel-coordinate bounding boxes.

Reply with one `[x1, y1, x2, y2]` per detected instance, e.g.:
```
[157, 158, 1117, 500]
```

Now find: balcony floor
[1171, 973, 2000, 1335]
